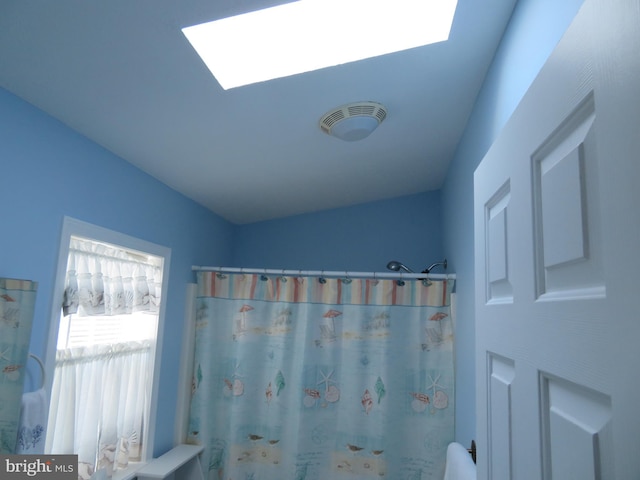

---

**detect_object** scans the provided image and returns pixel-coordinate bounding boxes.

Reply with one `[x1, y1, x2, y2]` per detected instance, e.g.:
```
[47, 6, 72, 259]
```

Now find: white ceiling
[0, 0, 517, 224]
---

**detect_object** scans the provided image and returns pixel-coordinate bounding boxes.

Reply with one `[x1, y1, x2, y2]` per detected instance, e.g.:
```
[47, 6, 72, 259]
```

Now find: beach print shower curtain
[0, 278, 37, 453]
[188, 272, 455, 480]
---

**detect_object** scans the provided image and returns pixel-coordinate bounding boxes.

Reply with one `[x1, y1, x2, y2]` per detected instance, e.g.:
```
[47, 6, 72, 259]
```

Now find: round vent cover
[319, 102, 387, 141]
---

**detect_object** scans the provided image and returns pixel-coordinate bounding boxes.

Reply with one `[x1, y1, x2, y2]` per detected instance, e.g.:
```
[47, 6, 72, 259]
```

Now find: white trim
[45, 216, 171, 462]
[137, 444, 204, 479]
[174, 283, 197, 445]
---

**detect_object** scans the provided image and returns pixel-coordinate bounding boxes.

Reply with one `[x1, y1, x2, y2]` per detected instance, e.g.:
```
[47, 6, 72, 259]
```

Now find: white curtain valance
[62, 237, 162, 316]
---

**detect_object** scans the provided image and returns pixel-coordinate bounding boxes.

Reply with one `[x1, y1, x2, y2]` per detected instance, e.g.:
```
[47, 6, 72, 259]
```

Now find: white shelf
[136, 444, 204, 480]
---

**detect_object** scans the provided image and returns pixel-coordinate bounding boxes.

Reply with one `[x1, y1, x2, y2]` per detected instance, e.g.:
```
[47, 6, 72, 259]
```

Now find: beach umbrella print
[429, 311, 448, 333]
[427, 311, 449, 344]
[321, 309, 341, 341]
[238, 304, 254, 332]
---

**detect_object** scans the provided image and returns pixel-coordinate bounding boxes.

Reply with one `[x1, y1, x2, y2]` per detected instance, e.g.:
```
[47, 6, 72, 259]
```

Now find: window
[45, 218, 170, 480]
[182, 0, 458, 89]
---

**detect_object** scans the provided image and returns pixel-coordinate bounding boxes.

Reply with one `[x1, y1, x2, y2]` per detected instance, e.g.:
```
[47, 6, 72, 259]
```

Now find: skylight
[182, 0, 458, 90]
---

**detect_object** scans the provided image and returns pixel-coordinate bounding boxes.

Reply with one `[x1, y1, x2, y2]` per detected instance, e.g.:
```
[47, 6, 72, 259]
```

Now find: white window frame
[174, 283, 197, 445]
[44, 216, 171, 471]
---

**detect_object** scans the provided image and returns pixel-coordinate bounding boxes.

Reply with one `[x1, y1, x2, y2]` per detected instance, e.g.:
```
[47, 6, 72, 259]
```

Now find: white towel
[15, 388, 47, 454]
[443, 442, 477, 480]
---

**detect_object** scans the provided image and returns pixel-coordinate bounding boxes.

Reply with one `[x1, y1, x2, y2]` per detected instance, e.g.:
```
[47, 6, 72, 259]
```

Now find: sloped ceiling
[0, 0, 517, 224]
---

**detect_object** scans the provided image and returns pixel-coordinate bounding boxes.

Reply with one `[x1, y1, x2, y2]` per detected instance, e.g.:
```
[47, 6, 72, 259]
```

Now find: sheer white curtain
[47, 342, 151, 478]
[46, 237, 162, 479]
[62, 237, 162, 317]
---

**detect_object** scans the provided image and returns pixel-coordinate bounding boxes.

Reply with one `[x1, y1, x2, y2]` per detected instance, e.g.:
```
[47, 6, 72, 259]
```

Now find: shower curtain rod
[191, 265, 455, 280]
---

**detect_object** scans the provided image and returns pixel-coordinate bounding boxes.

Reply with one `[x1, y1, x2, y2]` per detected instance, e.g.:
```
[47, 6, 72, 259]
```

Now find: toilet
[443, 442, 476, 480]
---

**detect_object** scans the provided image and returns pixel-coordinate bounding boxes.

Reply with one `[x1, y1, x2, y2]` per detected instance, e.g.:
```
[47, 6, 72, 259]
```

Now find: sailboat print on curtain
[188, 272, 455, 480]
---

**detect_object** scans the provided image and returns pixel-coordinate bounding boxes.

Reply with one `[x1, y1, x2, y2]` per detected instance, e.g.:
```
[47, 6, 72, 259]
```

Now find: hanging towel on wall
[15, 388, 47, 453]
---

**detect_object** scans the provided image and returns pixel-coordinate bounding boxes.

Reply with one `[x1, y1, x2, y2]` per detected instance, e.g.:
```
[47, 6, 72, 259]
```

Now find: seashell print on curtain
[188, 272, 456, 480]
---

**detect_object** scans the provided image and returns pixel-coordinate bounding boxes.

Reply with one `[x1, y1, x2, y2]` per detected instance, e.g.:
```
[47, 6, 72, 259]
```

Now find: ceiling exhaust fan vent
[320, 102, 387, 141]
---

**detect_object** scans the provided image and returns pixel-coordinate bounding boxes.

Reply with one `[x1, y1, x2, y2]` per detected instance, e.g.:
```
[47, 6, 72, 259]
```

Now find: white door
[474, 0, 640, 478]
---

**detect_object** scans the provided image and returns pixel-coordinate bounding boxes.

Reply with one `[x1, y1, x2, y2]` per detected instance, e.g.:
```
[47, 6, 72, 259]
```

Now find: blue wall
[441, 0, 585, 445]
[0, 87, 235, 456]
[233, 0, 586, 448]
[0, 0, 586, 459]
[233, 191, 443, 272]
